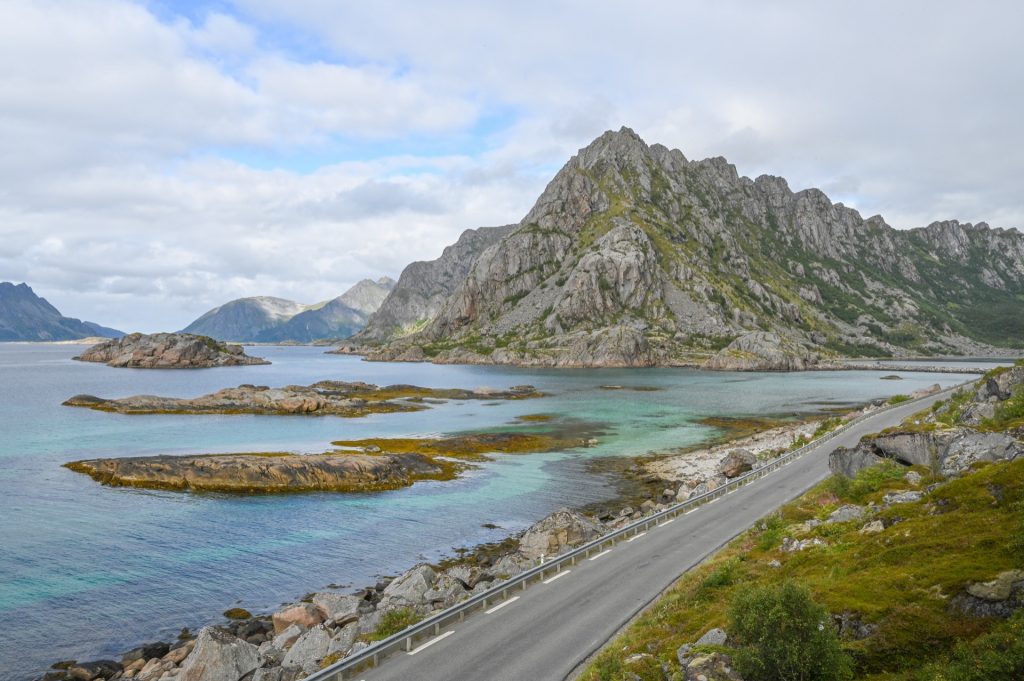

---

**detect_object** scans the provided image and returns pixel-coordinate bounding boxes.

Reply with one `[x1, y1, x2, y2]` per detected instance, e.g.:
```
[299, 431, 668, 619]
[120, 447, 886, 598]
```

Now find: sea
[0, 344, 997, 678]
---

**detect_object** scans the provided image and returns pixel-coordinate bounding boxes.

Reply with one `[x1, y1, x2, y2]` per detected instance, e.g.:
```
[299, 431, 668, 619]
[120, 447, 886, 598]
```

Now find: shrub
[888, 394, 912, 405]
[728, 581, 853, 681]
[365, 608, 421, 641]
[826, 461, 907, 504]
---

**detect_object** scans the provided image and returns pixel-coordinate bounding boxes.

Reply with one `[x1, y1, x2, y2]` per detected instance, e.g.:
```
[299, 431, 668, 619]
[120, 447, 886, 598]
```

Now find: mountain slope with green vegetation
[359, 128, 1023, 367]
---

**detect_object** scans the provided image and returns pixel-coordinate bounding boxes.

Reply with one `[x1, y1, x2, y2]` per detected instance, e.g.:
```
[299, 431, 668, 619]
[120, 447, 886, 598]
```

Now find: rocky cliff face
[830, 363, 1024, 478]
[0, 282, 122, 341]
[75, 332, 270, 368]
[354, 225, 516, 342]
[358, 128, 1023, 368]
[182, 278, 395, 342]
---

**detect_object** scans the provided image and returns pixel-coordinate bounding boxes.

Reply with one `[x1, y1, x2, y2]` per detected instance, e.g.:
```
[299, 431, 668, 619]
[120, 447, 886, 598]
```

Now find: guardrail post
[373, 653, 379, 666]
[434, 622, 440, 635]
[406, 637, 412, 652]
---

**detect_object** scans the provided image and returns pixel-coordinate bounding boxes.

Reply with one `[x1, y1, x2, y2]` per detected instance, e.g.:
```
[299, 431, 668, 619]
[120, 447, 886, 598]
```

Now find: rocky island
[63, 381, 542, 417]
[64, 430, 588, 494]
[64, 451, 455, 494]
[73, 332, 269, 368]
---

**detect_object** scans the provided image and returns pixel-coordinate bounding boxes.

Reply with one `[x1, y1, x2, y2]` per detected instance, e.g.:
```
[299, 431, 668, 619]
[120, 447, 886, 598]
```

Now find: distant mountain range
[182, 277, 395, 342]
[0, 282, 123, 341]
[349, 127, 1024, 368]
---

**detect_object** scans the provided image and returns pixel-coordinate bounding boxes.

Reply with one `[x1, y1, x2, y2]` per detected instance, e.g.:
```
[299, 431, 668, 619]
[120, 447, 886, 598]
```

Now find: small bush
[827, 461, 907, 504]
[888, 394, 912, 405]
[729, 581, 853, 681]
[365, 608, 421, 641]
[700, 557, 741, 592]
[756, 514, 786, 552]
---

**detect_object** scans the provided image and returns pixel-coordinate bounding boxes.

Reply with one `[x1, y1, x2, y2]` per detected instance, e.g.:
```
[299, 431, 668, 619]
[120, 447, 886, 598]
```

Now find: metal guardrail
[306, 384, 964, 680]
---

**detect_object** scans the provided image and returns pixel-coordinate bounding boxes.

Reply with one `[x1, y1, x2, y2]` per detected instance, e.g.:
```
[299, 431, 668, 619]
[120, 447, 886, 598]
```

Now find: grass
[887, 394, 913, 405]
[579, 457, 1024, 681]
[362, 608, 422, 642]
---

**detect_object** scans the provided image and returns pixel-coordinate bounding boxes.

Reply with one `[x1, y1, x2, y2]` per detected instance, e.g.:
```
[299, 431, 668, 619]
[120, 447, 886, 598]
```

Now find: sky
[2, 1, 1022, 332]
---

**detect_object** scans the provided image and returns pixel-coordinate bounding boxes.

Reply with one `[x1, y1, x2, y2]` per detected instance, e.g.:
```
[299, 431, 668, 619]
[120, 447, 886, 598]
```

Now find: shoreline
[37, 402, 875, 681]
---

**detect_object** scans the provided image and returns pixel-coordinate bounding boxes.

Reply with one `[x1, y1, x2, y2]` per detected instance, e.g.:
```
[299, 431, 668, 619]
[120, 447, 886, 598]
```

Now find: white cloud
[1, 0, 1022, 331]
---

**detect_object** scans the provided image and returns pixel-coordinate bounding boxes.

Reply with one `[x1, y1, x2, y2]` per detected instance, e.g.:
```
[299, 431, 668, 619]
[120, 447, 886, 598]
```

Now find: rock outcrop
[73, 333, 269, 368]
[63, 381, 541, 416]
[0, 281, 122, 341]
[830, 365, 1024, 478]
[64, 451, 453, 494]
[350, 128, 1023, 368]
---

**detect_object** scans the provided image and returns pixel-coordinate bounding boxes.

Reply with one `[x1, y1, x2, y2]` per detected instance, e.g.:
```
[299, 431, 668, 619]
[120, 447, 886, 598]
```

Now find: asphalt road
[357, 392, 949, 681]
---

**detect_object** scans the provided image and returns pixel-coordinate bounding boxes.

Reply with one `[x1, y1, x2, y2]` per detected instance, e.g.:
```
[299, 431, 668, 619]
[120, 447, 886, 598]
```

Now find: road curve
[358, 392, 950, 681]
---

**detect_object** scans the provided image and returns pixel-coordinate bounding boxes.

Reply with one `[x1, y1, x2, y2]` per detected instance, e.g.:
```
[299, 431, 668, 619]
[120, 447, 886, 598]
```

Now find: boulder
[281, 625, 332, 674]
[829, 445, 885, 478]
[939, 431, 1024, 477]
[327, 622, 360, 658]
[859, 520, 885, 535]
[882, 490, 922, 505]
[121, 643, 169, 666]
[826, 505, 866, 523]
[272, 603, 325, 634]
[379, 564, 437, 610]
[516, 508, 604, 561]
[967, 569, 1024, 601]
[67, 661, 121, 681]
[312, 592, 362, 621]
[684, 652, 743, 680]
[178, 627, 261, 681]
[695, 627, 728, 646]
[271, 624, 306, 650]
[718, 449, 756, 478]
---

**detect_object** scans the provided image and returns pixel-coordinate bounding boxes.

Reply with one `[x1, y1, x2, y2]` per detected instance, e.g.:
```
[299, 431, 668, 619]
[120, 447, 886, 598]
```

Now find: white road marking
[588, 549, 612, 561]
[660, 518, 675, 526]
[407, 630, 454, 655]
[485, 596, 520, 614]
[626, 531, 647, 542]
[543, 570, 571, 584]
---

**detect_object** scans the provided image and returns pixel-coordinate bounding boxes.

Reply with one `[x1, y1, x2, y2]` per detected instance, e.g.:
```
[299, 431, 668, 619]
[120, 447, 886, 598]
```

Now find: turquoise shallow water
[0, 344, 989, 678]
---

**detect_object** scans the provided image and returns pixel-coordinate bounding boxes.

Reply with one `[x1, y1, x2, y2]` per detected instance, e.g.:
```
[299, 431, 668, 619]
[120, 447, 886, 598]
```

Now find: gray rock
[379, 564, 437, 610]
[178, 627, 261, 681]
[704, 332, 817, 372]
[904, 470, 922, 486]
[517, 508, 604, 561]
[695, 627, 728, 646]
[271, 624, 306, 650]
[883, 490, 923, 505]
[826, 505, 866, 523]
[718, 449, 756, 478]
[684, 652, 743, 680]
[327, 622, 360, 658]
[67, 661, 121, 681]
[859, 520, 885, 535]
[967, 570, 1024, 601]
[281, 625, 332, 674]
[312, 592, 362, 621]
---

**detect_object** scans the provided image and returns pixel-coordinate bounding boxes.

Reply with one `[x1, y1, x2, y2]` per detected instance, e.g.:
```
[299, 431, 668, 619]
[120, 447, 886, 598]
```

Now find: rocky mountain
[182, 278, 395, 342]
[0, 282, 122, 341]
[356, 128, 1024, 368]
[353, 226, 516, 342]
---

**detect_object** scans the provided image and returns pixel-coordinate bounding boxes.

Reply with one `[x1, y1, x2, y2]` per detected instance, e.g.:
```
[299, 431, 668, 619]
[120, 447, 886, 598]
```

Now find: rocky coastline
[40, 403, 866, 681]
[63, 381, 542, 417]
[74, 333, 269, 369]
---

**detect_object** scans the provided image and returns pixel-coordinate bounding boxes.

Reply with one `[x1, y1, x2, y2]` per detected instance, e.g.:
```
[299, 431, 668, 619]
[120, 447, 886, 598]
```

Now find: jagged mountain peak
[357, 128, 1024, 367]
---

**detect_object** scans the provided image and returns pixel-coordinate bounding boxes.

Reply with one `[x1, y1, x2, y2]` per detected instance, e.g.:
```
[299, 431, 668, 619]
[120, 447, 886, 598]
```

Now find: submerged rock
[73, 332, 268, 369]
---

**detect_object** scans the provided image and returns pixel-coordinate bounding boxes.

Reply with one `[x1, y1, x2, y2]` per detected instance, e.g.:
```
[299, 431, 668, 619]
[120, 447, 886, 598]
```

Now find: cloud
[1, 0, 1022, 331]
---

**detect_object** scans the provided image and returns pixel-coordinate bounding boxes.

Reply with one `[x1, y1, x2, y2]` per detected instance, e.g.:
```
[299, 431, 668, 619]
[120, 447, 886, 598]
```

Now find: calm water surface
[0, 344, 986, 678]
